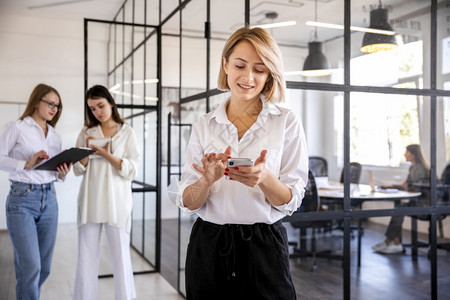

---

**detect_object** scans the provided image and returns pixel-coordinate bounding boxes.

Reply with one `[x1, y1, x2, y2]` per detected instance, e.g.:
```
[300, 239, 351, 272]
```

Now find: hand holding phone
[227, 158, 255, 168]
[226, 158, 254, 180]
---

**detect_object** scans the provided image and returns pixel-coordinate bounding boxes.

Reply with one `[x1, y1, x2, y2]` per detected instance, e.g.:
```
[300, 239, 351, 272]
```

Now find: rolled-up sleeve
[118, 129, 140, 180]
[0, 122, 25, 173]
[273, 113, 308, 215]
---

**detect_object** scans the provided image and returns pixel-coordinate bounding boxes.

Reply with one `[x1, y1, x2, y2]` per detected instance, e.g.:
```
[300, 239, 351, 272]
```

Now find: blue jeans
[6, 181, 58, 300]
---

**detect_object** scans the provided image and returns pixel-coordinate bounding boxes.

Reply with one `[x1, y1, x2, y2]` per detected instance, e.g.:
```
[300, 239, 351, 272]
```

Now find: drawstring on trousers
[219, 224, 254, 280]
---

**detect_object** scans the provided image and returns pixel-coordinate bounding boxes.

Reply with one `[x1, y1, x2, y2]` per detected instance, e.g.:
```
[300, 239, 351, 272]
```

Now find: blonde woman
[169, 27, 308, 299]
[0, 83, 71, 299]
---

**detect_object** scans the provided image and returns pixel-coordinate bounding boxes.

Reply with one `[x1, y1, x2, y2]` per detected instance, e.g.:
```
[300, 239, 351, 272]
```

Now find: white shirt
[0, 116, 62, 184]
[168, 96, 308, 225]
[73, 123, 140, 233]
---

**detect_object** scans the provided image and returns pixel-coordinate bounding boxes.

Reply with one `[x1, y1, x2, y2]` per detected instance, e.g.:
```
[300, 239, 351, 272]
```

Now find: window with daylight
[346, 41, 423, 166]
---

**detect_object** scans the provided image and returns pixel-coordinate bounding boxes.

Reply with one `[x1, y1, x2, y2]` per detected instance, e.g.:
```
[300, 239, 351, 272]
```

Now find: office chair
[339, 162, 362, 184]
[286, 170, 339, 271]
[337, 162, 363, 236]
[406, 164, 450, 260]
[309, 156, 328, 178]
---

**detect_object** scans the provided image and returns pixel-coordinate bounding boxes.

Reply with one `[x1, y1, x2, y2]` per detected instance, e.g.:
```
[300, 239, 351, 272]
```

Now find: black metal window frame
[83, 13, 162, 276]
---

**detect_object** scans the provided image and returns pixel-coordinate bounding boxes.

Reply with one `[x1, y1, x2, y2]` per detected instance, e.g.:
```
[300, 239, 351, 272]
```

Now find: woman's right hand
[182, 146, 232, 210]
[24, 150, 49, 169]
[192, 146, 232, 185]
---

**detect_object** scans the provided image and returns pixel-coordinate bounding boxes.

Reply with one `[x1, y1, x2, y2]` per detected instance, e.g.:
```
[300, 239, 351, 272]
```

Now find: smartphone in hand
[226, 158, 254, 180]
[227, 158, 255, 168]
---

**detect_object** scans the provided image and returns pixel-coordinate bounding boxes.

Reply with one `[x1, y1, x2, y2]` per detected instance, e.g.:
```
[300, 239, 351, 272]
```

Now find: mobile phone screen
[227, 158, 254, 168]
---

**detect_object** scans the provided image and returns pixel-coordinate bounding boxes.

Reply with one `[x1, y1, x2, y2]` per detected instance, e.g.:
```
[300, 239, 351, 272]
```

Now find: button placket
[228, 124, 240, 156]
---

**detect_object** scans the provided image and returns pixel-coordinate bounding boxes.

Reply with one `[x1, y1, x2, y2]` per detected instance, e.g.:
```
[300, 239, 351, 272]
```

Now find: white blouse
[0, 116, 62, 184]
[169, 97, 308, 225]
[73, 123, 140, 232]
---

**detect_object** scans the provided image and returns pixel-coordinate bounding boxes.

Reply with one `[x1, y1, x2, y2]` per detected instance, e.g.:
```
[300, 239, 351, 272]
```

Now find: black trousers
[185, 218, 297, 300]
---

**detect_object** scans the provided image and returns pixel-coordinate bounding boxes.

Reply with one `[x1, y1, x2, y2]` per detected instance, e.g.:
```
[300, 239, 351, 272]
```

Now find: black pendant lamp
[360, 5, 398, 53]
[302, 0, 331, 77]
[302, 41, 331, 77]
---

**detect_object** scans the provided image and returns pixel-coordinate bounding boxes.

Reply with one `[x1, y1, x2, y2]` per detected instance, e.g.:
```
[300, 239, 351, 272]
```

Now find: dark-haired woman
[72, 85, 140, 300]
[0, 83, 71, 299]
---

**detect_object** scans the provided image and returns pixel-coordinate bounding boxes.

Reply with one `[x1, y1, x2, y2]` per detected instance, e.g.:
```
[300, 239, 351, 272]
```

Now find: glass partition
[350, 92, 431, 210]
[438, 1, 450, 91]
[165, 0, 450, 299]
[144, 192, 157, 264]
[353, 216, 432, 299]
[181, 0, 207, 98]
[85, 15, 160, 275]
[210, 1, 241, 89]
[87, 22, 110, 87]
[178, 214, 196, 297]
[161, 0, 182, 22]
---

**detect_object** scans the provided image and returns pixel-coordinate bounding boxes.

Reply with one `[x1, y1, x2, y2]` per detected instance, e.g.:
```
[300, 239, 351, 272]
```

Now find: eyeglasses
[40, 99, 60, 111]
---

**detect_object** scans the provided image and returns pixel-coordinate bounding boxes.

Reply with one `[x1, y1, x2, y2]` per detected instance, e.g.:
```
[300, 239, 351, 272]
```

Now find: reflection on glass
[132, 46, 146, 106]
[352, 0, 427, 88]
[145, 35, 159, 103]
[181, 0, 206, 98]
[442, 95, 450, 163]
[179, 214, 196, 296]
[350, 93, 420, 166]
[132, 192, 144, 253]
[438, 1, 450, 89]
[144, 192, 156, 265]
[144, 112, 158, 186]
[353, 216, 432, 298]
[351, 41, 423, 87]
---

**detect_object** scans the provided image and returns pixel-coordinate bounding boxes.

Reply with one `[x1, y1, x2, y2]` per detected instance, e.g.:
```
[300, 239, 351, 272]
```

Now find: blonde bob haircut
[217, 26, 286, 103]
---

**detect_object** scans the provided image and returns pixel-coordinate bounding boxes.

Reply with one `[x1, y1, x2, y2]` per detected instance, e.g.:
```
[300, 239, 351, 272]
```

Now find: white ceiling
[0, 0, 435, 47]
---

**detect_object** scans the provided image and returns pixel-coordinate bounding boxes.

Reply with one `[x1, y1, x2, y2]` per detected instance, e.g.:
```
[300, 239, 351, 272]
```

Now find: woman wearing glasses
[0, 83, 72, 299]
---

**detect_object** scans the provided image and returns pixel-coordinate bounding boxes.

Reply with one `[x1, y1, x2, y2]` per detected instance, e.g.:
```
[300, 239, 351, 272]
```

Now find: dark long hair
[20, 83, 62, 127]
[407, 144, 430, 170]
[85, 85, 124, 128]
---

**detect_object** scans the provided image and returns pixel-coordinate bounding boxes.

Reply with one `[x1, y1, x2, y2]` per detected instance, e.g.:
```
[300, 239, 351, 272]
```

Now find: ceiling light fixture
[252, 12, 296, 29]
[305, 21, 395, 35]
[253, 20, 297, 29]
[360, 1, 398, 53]
[302, 0, 331, 77]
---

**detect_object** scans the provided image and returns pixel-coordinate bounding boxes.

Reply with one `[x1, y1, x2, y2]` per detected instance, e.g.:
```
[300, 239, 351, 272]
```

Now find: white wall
[0, 13, 87, 229]
[0, 13, 200, 228]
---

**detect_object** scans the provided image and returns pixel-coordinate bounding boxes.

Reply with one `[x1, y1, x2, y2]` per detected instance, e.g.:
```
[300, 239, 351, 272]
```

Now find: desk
[317, 182, 421, 266]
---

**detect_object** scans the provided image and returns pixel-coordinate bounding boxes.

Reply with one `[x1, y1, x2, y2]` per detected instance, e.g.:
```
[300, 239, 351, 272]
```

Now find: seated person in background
[372, 144, 430, 254]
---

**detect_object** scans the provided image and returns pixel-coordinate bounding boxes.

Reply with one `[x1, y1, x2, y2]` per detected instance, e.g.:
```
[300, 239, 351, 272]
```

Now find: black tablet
[34, 147, 95, 171]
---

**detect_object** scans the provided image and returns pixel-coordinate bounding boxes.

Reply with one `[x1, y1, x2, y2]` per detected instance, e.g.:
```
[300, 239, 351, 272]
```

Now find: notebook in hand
[34, 147, 95, 171]
[88, 137, 112, 159]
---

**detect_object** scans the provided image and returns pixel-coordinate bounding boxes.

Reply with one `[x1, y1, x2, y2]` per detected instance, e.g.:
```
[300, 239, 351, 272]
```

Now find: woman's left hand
[226, 150, 268, 187]
[56, 162, 73, 179]
[90, 141, 111, 158]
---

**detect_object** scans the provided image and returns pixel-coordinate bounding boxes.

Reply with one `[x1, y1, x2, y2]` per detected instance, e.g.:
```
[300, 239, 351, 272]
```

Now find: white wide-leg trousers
[73, 223, 136, 300]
